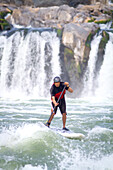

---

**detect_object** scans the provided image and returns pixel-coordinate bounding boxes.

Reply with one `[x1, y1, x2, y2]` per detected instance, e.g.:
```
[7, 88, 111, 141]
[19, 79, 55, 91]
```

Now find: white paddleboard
[59, 131, 85, 140]
[41, 123, 85, 140]
[49, 126, 85, 140]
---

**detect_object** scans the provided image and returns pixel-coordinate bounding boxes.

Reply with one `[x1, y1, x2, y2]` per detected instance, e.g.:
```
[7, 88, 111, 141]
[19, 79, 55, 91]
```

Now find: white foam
[22, 164, 47, 170]
[58, 148, 113, 170]
[0, 123, 48, 148]
[87, 126, 113, 138]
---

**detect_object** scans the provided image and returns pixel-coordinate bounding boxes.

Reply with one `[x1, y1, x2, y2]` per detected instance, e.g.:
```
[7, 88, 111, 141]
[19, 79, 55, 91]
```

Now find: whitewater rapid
[0, 97, 113, 170]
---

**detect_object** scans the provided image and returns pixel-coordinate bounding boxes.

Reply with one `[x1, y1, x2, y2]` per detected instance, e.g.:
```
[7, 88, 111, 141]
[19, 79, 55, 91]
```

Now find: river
[0, 96, 113, 170]
[0, 27, 113, 170]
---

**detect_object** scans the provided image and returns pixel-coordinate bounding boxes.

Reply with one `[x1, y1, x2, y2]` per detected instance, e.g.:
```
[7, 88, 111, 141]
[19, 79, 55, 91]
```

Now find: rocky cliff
[0, 1, 112, 96]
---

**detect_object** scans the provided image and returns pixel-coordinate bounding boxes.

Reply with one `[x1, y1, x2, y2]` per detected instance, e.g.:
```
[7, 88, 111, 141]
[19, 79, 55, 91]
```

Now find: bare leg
[62, 113, 66, 128]
[47, 108, 55, 125]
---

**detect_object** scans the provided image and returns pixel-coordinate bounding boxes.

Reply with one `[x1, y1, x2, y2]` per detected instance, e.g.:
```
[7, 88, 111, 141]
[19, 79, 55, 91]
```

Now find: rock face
[61, 22, 99, 96]
[62, 23, 99, 58]
[7, 5, 76, 27]
[0, 0, 90, 7]
[6, 4, 112, 28]
[0, 2, 112, 96]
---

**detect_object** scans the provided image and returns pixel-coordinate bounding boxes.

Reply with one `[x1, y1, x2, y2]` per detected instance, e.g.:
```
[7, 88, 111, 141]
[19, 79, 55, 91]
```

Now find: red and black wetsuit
[50, 82, 69, 114]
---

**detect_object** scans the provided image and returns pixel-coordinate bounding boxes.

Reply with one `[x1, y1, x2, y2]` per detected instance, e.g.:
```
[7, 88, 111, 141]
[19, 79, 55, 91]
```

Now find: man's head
[54, 76, 61, 87]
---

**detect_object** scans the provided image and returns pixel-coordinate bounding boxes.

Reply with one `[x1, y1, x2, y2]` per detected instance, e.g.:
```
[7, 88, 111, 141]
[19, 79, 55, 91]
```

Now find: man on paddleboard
[45, 76, 73, 131]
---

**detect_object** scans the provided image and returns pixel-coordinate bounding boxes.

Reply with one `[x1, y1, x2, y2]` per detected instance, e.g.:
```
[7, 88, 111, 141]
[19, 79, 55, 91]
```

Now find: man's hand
[64, 82, 69, 87]
[64, 82, 73, 93]
[54, 102, 59, 107]
[52, 96, 59, 106]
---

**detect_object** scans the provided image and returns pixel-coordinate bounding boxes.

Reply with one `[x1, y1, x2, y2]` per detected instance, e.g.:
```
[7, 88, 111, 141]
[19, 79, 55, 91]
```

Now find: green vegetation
[99, 31, 109, 49]
[94, 19, 111, 24]
[104, 10, 113, 18]
[110, 22, 113, 28]
[0, 9, 12, 19]
[85, 33, 92, 48]
[0, 18, 12, 31]
[88, 17, 95, 23]
[53, 28, 63, 38]
[77, 63, 81, 74]
[57, 29, 62, 38]
[64, 47, 74, 58]
[0, 9, 12, 31]
[0, 11, 7, 19]
[88, 17, 111, 24]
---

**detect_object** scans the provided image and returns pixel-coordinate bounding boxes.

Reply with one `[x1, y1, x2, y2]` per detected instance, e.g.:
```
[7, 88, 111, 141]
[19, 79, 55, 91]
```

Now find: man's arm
[64, 82, 73, 93]
[51, 96, 59, 106]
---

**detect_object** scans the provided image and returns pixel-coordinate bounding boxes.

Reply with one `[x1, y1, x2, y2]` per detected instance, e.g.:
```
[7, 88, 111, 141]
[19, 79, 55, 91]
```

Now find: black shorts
[52, 97, 66, 114]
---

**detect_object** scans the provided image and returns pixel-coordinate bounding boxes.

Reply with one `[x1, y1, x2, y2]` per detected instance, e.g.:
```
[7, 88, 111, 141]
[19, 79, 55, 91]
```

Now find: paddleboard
[42, 123, 85, 140]
[59, 131, 85, 140]
[51, 127, 85, 140]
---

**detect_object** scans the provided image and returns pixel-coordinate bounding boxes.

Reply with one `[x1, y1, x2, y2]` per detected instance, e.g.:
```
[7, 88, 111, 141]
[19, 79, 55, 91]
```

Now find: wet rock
[62, 22, 99, 61]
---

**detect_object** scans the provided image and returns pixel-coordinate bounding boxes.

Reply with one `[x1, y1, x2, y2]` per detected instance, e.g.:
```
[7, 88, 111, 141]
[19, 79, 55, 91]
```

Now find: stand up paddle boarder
[45, 76, 73, 131]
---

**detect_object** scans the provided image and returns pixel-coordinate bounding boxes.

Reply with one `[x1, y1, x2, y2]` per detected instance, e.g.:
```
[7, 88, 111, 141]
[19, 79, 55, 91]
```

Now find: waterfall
[82, 34, 102, 97]
[82, 30, 113, 99]
[95, 32, 113, 98]
[0, 29, 61, 98]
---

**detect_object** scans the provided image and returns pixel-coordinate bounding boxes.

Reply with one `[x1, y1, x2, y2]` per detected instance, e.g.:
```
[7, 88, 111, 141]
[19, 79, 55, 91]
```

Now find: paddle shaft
[53, 85, 66, 112]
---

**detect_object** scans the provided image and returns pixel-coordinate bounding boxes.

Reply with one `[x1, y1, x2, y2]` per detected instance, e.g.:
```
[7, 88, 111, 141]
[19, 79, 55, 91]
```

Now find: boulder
[62, 23, 99, 62]
[5, 3, 113, 28]
[61, 22, 99, 95]
[6, 5, 77, 28]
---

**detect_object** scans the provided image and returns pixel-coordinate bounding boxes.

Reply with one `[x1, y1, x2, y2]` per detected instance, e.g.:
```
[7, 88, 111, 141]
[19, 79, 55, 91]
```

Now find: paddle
[45, 85, 66, 126]
[53, 85, 66, 112]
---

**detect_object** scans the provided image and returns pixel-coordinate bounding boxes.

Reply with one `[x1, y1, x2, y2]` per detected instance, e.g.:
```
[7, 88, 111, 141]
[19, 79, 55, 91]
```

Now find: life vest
[54, 89, 66, 99]
[50, 83, 66, 100]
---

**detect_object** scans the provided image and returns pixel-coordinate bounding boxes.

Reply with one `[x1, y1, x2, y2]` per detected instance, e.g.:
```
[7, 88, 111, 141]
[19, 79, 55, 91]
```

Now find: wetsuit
[50, 82, 69, 114]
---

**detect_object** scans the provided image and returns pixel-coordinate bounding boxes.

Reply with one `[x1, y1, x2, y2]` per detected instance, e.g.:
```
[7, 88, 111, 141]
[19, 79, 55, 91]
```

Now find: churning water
[0, 97, 113, 170]
[0, 29, 113, 170]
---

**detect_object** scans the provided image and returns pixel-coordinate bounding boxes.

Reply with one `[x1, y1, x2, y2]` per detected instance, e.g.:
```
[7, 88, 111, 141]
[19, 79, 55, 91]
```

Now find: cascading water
[0, 29, 61, 98]
[82, 29, 113, 100]
[82, 34, 102, 97]
[95, 32, 113, 99]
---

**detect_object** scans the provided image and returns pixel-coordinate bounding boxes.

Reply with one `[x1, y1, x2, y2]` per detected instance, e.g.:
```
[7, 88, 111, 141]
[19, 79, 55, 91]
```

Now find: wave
[0, 123, 49, 148]
[0, 123, 113, 170]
